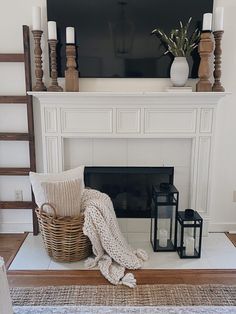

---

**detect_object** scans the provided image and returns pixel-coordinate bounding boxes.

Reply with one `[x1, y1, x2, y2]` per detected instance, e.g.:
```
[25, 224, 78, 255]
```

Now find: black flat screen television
[47, 0, 213, 78]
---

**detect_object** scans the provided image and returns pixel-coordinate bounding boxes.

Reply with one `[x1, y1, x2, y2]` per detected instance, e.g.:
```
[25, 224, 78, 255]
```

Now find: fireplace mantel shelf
[28, 91, 229, 106]
[31, 90, 229, 232]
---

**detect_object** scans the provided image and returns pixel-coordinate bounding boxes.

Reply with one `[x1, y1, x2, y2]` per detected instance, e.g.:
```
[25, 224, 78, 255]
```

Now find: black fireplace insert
[84, 166, 174, 218]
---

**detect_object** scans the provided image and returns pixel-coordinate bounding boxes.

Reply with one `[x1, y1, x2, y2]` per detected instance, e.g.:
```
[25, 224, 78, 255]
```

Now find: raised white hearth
[30, 91, 227, 232]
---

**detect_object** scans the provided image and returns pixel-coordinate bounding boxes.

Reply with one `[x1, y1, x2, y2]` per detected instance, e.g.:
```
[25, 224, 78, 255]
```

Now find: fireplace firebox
[84, 166, 174, 218]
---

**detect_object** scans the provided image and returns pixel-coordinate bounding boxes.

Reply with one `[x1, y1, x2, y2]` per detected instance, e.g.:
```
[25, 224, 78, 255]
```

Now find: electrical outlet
[15, 190, 23, 201]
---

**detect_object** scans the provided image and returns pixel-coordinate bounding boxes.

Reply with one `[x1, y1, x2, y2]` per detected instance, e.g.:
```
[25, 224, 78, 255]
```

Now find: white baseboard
[208, 223, 236, 233]
[0, 223, 33, 233]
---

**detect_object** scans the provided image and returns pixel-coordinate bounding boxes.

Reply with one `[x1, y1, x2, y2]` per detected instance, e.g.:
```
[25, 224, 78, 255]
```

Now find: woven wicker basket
[36, 203, 92, 262]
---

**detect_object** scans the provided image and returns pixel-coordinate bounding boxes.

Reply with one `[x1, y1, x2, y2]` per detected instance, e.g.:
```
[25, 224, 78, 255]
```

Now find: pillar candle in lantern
[159, 229, 168, 247]
[185, 237, 195, 256]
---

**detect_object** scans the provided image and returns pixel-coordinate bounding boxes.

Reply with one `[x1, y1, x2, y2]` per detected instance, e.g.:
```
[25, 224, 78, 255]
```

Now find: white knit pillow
[41, 178, 82, 217]
[29, 166, 84, 208]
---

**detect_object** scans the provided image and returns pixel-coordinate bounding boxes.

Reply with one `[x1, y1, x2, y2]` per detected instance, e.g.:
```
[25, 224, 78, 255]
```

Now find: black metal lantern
[177, 210, 203, 258]
[109, 1, 135, 57]
[150, 184, 179, 252]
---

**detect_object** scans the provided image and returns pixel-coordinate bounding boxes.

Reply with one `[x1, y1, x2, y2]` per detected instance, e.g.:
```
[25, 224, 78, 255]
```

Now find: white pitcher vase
[170, 57, 189, 87]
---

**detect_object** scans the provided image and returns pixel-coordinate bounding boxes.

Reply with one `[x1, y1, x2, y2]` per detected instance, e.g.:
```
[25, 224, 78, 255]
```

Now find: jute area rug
[11, 284, 236, 307]
[12, 305, 236, 314]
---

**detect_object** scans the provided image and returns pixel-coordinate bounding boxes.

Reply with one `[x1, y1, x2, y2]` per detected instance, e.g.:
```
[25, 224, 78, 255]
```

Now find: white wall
[209, 0, 236, 231]
[0, 0, 235, 232]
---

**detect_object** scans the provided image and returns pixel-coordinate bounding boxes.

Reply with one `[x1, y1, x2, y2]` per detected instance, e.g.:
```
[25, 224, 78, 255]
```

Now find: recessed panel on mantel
[61, 108, 113, 133]
[200, 109, 213, 133]
[116, 109, 140, 133]
[44, 108, 57, 133]
[144, 109, 197, 133]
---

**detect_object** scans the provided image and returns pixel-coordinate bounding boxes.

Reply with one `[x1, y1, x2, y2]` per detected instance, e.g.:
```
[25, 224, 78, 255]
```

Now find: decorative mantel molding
[28, 91, 227, 106]
[29, 91, 229, 231]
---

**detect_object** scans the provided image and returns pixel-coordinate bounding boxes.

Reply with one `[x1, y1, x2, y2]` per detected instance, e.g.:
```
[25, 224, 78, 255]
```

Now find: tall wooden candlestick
[47, 39, 63, 92]
[212, 31, 225, 92]
[32, 30, 46, 91]
[65, 45, 79, 92]
[196, 32, 214, 92]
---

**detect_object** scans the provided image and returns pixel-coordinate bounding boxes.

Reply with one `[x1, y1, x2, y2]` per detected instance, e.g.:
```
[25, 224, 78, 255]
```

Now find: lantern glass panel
[177, 211, 203, 258]
[150, 184, 179, 252]
[159, 206, 175, 247]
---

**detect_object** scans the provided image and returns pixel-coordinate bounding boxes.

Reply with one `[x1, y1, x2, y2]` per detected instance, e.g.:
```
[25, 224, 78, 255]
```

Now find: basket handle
[40, 203, 57, 218]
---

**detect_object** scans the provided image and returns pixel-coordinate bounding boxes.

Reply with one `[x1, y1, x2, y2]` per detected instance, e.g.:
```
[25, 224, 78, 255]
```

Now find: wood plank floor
[0, 233, 27, 269]
[226, 232, 236, 247]
[1, 234, 236, 287]
[7, 269, 236, 287]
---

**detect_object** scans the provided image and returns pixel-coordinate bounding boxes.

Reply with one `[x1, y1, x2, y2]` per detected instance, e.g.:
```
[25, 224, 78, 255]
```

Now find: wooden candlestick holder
[65, 45, 79, 92]
[212, 31, 225, 92]
[47, 39, 63, 92]
[32, 30, 47, 91]
[196, 32, 214, 92]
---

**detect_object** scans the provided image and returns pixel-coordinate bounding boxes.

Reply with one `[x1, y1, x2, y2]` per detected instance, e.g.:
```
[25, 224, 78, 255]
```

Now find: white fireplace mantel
[29, 91, 228, 229]
[29, 91, 226, 105]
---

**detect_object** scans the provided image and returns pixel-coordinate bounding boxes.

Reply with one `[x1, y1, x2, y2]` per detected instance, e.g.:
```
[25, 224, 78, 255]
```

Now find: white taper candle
[202, 13, 212, 31]
[213, 7, 224, 31]
[32, 6, 41, 30]
[66, 27, 75, 44]
[48, 21, 57, 40]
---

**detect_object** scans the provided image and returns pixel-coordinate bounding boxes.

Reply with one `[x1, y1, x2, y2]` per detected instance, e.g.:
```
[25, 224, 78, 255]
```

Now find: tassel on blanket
[120, 273, 136, 288]
[85, 257, 97, 268]
[134, 249, 149, 262]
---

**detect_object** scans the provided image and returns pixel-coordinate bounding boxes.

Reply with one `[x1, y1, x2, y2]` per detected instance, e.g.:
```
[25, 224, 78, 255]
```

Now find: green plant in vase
[151, 17, 200, 87]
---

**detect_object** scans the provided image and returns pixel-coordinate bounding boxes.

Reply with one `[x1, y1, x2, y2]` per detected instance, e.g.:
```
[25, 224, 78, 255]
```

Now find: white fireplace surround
[29, 91, 227, 232]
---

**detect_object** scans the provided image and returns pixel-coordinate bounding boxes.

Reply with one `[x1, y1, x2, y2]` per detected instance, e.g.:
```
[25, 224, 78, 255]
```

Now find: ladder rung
[0, 96, 27, 104]
[0, 54, 24, 62]
[0, 133, 30, 141]
[0, 168, 31, 176]
[0, 201, 35, 209]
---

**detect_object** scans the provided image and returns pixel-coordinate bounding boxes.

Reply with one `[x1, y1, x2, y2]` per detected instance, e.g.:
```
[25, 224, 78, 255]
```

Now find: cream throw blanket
[81, 189, 148, 288]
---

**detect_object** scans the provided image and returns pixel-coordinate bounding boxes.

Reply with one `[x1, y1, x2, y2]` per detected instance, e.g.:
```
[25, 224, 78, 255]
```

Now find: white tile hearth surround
[30, 91, 228, 234]
[9, 232, 236, 270]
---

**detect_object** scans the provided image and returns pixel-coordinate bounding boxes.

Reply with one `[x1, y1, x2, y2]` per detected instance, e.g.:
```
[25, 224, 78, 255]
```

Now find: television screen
[47, 0, 213, 78]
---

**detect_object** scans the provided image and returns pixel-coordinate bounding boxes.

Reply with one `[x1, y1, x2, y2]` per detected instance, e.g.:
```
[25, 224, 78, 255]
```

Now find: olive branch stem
[151, 17, 200, 57]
